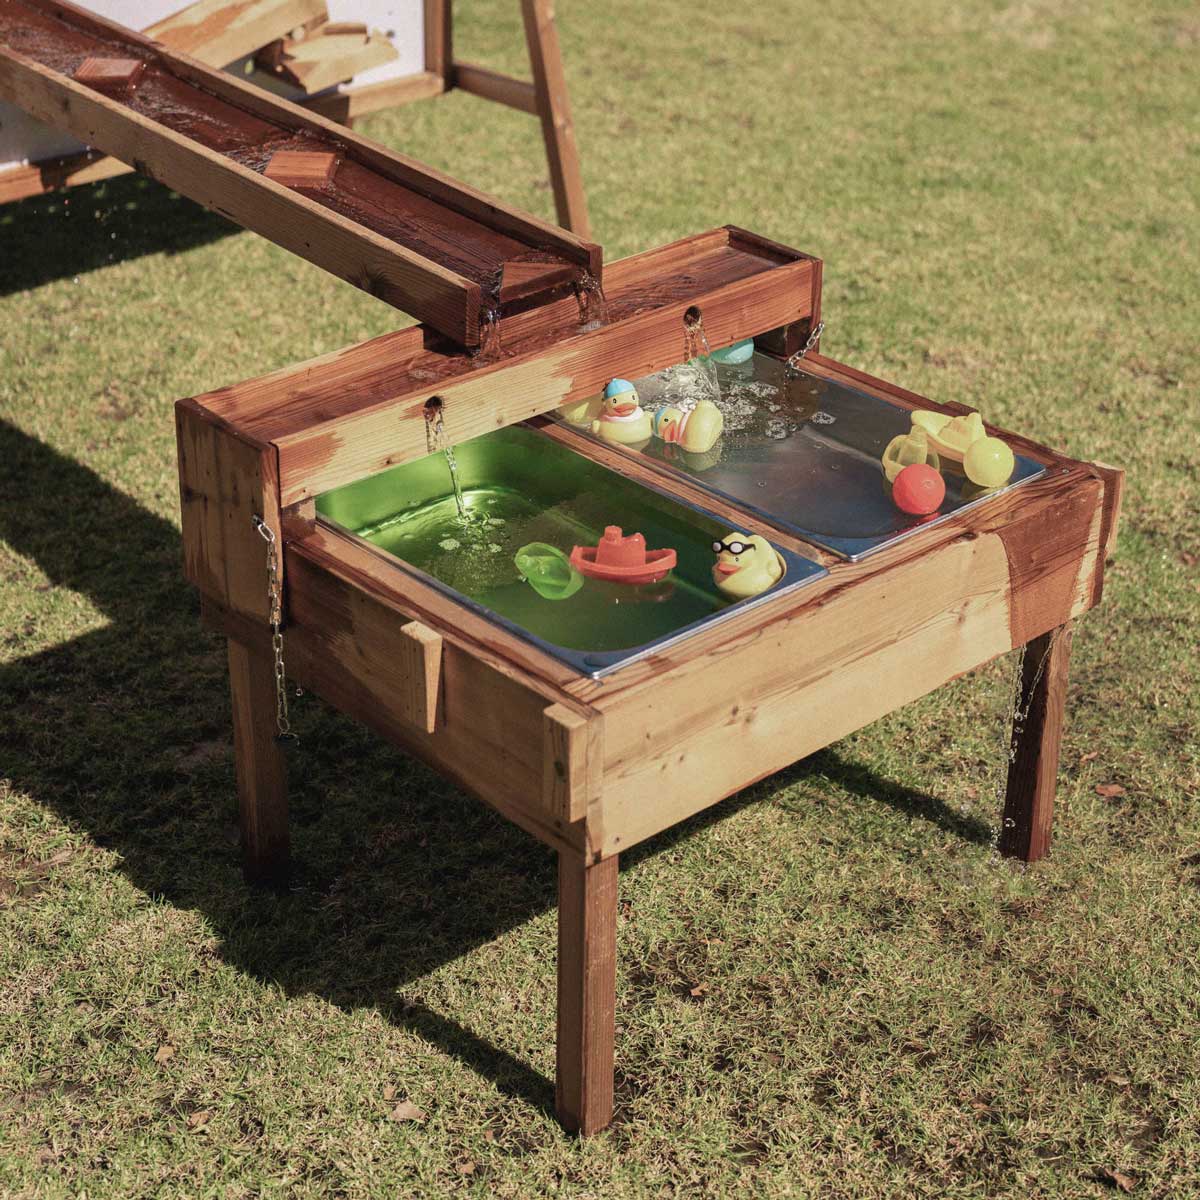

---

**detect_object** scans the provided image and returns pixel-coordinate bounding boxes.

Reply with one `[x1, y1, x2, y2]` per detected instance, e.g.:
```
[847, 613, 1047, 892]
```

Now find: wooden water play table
[176, 227, 1123, 1134]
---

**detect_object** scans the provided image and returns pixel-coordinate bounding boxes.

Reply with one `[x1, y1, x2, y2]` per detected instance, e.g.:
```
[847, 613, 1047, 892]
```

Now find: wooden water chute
[175, 225, 1123, 1135]
[0, 0, 600, 346]
[0, 0, 592, 237]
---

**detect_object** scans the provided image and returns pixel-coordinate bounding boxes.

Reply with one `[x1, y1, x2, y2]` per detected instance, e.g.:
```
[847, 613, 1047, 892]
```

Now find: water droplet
[438, 537, 461, 551]
[764, 416, 790, 440]
[811, 411, 836, 425]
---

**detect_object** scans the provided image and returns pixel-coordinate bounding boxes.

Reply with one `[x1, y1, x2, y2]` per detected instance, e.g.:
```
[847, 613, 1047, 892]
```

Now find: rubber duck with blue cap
[591, 379, 653, 446]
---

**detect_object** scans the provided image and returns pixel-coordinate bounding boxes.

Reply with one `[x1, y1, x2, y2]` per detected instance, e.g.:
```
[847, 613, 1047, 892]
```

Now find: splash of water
[476, 307, 504, 363]
[575, 272, 610, 329]
[423, 399, 468, 521]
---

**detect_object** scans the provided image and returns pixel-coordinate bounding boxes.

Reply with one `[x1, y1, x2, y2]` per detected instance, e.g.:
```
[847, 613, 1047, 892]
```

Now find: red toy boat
[569, 526, 677, 585]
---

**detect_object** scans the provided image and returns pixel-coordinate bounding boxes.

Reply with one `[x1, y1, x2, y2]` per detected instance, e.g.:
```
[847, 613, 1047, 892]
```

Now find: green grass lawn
[1, 0, 1197, 1195]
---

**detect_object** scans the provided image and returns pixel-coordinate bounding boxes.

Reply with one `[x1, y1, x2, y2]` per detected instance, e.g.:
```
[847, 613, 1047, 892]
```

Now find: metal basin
[316, 425, 826, 678]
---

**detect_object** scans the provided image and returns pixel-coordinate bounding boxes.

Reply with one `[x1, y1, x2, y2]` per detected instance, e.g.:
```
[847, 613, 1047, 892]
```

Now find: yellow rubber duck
[711, 532, 785, 600]
[652, 397, 724, 453]
[591, 379, 652, 445]
[881, 426, 941, 483]
[557, 395, 602, 426]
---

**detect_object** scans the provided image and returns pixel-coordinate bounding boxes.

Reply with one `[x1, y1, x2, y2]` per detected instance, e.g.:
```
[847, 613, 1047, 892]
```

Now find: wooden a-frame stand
[0, 0, 591, 237]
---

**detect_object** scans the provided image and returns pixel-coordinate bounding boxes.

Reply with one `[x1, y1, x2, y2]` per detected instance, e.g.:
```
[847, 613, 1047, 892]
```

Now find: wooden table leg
[999, 623, 1073, 863]
[227, 637, 290, 889]
[556, 851, 617, 1134]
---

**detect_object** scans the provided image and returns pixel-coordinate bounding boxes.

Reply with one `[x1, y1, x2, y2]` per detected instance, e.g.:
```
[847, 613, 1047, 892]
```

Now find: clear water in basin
[561, 351, 1045, 560]
[315, 426, 825, 676]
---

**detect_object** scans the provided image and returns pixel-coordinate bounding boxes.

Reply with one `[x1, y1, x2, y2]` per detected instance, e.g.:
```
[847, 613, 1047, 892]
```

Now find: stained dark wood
[556, 852, 618, 1135]
[227, 637, 290, 888]
[1000, 624, 1073, 863]
[0, 0, 600, 345]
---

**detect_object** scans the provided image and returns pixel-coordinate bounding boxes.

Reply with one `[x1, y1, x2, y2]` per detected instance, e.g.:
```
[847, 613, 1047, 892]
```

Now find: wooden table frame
[176, 230, 1122, 1134]
[0, 0, 591, 237]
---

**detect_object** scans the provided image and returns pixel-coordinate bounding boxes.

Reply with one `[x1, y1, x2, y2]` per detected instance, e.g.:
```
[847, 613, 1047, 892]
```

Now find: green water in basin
[315, 426, 738, 656]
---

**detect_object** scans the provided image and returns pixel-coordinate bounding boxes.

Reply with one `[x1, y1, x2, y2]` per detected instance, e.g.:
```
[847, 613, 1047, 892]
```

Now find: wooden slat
[257, 28, 398, 95]
[397, 620, 442, 734]
[543, 704, 603, 824]
[422, 0, 451, 86]
[147, 0, 327, 67]
[454, 60, 536, 115]
[0, 0, 601, 344]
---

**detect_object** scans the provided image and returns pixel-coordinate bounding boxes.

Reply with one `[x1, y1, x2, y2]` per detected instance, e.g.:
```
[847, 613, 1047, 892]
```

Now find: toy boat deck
[0, 0, 600, 345]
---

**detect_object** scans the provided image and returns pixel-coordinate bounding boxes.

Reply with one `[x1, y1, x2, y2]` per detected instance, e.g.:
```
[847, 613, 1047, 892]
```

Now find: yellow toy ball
[963, 436, 1015, 488]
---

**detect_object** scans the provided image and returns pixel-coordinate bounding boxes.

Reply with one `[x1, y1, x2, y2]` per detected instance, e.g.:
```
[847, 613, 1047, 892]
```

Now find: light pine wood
[556, 852, 618, 1135]
[520, 0, 589, 237]
[257, 28, 398, 94]
[1000, 624, 1074, 862]
[227, 637, 290, 888]
[398, 620, 443, 734]
[147, 0, 327, 66]
[543, 704, 603, 824]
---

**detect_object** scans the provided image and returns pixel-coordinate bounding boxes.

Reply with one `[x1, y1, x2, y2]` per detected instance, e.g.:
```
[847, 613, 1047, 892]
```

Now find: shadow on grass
[0, 417, 988, 1121]
[0, 174, 236, 297]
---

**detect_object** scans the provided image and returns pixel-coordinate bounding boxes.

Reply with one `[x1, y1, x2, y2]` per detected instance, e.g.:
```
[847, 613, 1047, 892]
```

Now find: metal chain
[251, 515, 296, 743]
[784, 320, 825, 376]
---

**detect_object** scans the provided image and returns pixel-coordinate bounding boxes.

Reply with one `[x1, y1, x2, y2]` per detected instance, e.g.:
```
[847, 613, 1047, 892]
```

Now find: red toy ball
[892, 463, 946, 515]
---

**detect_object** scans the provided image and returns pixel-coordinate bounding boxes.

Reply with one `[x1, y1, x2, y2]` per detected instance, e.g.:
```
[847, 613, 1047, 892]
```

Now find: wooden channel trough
[1, 0, 1123, 1139]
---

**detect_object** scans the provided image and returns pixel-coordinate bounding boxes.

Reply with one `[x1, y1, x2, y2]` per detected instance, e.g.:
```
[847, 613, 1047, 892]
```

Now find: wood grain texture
[73, 56, 144, 91]
[556, 852, 617, 1135]
[520, 0, 589, 237]
[398, 620, 442, 734]
[255, 239, 815, 503]
[584, 472, 1107, 859]
[147, 0, 327, 67]
[257, 28, 398, 95]
[227, 636, 290, 888]
[263, 147, 338, 188]
[999, 624, 1073, 862]
[176, 400, 280, 623]
[543, 704, 603, 824]
[0, 0, 600, 344]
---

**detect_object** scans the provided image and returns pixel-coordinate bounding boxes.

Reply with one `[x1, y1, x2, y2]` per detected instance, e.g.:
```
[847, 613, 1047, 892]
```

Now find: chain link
[784, 320, 825, 376]
[251, 515, 295, 743]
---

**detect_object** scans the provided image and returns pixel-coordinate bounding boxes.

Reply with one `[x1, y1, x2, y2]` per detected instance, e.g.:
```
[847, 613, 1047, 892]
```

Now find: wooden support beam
[521, 0, 589, 237]
[422, 0, 452, 88]
[543, 704, 602, 824]
[453, 60, 536, 115]
[999, 624, 1073, 863]
[227, 636, 290, 888]
[556, 852, 618, 1135]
